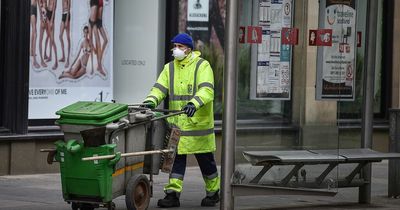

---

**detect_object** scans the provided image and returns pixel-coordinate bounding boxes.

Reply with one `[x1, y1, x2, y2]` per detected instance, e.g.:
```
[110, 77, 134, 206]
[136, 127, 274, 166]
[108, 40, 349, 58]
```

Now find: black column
[163, 0, 179, 110]
[0, 0, 30, 134]
[164, 0, 179, 63]
[0, 0, 3, 131]
[382, 0, 394, 118]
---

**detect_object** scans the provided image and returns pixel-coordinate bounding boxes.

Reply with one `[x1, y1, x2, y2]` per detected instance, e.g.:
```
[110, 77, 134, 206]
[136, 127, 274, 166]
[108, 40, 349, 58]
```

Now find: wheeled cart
[45, 101, 180, 210]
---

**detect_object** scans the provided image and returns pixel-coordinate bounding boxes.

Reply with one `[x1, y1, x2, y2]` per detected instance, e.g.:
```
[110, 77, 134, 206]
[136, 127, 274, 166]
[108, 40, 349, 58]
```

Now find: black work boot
[201, 191, 220, 207]
[157, 192, 180, 208]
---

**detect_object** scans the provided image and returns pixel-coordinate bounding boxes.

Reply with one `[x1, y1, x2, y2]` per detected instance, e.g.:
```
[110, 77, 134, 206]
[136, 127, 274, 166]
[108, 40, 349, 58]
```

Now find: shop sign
[316, 29, 333, 46]
[239, 26, 246, 43]
[247, 26, 262, 44]
[309, 30, 317, 46]
[357, 31, 362, 47]
[187, 0, 209, 22]
[281, 27, 298, 45]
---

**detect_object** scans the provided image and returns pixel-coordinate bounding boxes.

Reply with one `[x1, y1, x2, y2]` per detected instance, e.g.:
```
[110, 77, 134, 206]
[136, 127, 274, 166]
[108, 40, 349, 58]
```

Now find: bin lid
[56, 101, 128, 125]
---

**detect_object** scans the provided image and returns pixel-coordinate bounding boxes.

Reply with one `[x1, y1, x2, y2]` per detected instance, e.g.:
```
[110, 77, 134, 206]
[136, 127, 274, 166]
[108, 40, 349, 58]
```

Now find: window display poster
[187, 0, 209, 22]
[316, 0, 356, 100]
[29, 0, 114, 119]
[252, 0, 293, 100]
[186, 0, 210, 52]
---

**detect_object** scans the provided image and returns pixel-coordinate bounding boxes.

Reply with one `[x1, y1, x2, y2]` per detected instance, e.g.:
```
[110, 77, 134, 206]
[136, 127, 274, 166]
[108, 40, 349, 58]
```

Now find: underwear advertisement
[28, 0, 114, 119]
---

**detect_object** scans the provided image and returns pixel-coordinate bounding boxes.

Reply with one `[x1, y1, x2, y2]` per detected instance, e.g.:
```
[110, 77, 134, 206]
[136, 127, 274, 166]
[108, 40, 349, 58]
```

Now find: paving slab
[0, 161, 400, 210]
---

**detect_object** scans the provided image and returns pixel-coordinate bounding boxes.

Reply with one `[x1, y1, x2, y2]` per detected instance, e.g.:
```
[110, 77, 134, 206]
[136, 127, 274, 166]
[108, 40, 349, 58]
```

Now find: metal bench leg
[315, 163, 339, 186]
[250, 164, 273, 184]
[345, 162, 368, 184]
[281, 164, 304, 186]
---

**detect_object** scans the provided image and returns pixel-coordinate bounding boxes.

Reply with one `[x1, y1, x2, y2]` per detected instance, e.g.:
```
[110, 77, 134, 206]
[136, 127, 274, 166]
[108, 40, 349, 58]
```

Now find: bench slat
[243, 150, 345, 166]
[243, 149, 400, 166]
[310, 149, 400, 162]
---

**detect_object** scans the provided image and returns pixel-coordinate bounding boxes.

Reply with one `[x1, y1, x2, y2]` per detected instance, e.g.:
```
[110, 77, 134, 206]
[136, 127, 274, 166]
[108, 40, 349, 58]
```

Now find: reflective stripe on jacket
[145, 51, 215, 154]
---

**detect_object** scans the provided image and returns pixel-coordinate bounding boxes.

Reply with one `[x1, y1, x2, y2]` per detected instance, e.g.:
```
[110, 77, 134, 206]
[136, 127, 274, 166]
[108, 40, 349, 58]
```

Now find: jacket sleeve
[144, 64, 169, 106]
[190, 60, 214, 109]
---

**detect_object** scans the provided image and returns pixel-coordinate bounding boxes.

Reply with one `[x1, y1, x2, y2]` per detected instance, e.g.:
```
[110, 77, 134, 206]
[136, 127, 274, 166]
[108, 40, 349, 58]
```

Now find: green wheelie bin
[52, 101, 156, 210]
[54, 139, 120, 210]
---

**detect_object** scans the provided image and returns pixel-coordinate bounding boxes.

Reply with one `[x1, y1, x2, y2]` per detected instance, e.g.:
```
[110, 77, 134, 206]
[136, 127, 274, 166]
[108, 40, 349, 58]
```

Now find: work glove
[141, 100, 156, 109]
[182, 102, 196, 117]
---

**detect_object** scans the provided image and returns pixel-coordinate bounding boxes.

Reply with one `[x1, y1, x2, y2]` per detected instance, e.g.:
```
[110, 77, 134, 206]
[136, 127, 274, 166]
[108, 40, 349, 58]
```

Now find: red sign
[357, 31, 362, 47]
[247, 26, 262, 44]
[316, 29, 333, 46]
[309, 30, 317, 46]
[281, 27, 298, 45]
[239, 26, 245, 43]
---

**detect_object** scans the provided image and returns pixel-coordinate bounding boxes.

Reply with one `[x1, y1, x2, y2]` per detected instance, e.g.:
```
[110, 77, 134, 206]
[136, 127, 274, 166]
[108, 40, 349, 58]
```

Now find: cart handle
[82, 149, 173, 161]
[40, 149, 56, 152]
[129, 106, 183, 113]
[107, 110, 185, 146]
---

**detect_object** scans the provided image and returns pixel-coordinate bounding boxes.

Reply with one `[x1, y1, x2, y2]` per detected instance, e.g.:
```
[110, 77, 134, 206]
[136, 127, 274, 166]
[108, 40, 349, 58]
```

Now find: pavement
[1, 161, 400, 210]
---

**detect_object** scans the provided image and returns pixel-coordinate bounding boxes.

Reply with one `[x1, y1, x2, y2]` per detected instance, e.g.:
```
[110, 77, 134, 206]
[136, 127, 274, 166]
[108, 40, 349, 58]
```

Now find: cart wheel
[125, 174, 150, 210]
[71, 202, 79, 210]
[80, 203, 94, 210]
[107, 202, 116, 210]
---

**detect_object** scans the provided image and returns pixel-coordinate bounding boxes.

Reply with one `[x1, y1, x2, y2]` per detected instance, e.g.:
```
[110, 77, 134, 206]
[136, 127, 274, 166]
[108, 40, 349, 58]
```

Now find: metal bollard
[389, 109, 400, 198]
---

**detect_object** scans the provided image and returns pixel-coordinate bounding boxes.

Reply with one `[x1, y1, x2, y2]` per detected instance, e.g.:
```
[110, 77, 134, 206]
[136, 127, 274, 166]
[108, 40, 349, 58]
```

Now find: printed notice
[252, 0, 293, 100]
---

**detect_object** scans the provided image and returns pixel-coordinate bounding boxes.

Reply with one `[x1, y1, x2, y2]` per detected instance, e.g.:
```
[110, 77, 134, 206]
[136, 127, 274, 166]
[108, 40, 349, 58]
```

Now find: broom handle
[149, 110, 185, 122]
[82, 149, 173, 161]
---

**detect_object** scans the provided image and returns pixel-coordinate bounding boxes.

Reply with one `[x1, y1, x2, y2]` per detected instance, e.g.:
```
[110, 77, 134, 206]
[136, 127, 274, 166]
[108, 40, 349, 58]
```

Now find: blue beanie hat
[171, 33, 194, 49]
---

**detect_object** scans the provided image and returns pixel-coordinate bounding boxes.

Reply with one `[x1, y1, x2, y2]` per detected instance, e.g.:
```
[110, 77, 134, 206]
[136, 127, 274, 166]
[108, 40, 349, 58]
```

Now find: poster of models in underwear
[28, 0, 113, 119]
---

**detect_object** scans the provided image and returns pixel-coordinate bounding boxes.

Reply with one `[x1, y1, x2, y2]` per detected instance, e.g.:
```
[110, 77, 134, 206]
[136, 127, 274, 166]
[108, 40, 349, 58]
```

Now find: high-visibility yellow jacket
[145, 51, 215, 154]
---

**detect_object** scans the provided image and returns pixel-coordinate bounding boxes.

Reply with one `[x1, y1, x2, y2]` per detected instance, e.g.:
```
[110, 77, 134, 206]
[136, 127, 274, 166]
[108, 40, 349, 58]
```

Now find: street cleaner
[143, 33, 220, 208]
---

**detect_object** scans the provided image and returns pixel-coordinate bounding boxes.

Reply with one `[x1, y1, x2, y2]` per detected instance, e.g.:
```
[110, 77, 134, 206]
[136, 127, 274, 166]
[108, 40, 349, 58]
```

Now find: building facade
[0, 0, 399, 176]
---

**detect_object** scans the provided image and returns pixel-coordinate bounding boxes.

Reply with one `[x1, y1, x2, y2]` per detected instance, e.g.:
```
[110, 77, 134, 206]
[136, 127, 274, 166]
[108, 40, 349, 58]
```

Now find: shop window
[0, 0, 30, 134]
[177, 0, 226, 119]
[237, 0, 293, 121]
[175, 0, 389, 124]
[177, 0, 292, 122]
[338, 0, 387, 120]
